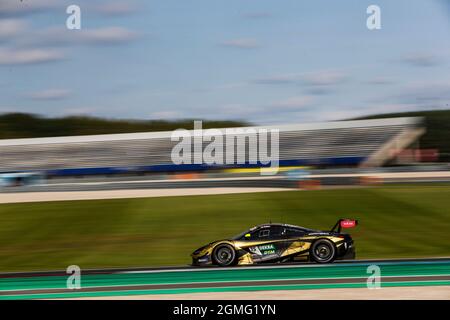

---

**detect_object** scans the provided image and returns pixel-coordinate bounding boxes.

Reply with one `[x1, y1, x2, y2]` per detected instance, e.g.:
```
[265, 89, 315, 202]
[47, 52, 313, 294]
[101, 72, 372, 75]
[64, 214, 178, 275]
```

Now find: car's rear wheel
[310, 239, 336, 263]
[213, 244, 236, 267]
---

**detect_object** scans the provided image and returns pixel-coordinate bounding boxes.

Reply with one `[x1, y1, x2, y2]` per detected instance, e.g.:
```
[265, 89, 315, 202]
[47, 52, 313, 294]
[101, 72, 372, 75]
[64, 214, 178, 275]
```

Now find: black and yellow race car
[191, 219, 357, 267]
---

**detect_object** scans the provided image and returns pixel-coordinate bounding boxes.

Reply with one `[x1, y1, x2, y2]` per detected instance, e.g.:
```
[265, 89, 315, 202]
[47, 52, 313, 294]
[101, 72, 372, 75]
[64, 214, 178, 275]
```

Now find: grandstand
[0, 117, 424, 176]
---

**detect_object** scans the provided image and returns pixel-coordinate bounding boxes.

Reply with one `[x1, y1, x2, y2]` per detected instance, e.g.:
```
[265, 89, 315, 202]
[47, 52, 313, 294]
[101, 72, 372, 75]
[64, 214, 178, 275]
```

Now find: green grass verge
[0, 185, 449, 272]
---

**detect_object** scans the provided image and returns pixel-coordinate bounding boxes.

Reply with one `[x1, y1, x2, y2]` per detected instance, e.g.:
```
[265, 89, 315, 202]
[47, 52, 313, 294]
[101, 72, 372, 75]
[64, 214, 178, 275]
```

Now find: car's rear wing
[330, 219, 358, 233]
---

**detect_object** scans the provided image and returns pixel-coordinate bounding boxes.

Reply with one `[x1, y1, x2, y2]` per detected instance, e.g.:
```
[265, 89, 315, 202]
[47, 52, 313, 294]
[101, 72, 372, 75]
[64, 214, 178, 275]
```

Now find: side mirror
[244, 233, 251, 239]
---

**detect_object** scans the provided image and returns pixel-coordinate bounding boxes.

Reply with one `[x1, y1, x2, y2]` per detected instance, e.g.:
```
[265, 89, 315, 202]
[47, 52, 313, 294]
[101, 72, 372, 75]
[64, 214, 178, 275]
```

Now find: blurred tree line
[0, 113, 250, 139]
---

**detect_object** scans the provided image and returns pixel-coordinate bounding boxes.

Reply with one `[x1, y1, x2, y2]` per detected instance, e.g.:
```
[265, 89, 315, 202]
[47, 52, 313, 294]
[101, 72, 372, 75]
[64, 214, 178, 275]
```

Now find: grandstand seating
[0, 117, 423, 175]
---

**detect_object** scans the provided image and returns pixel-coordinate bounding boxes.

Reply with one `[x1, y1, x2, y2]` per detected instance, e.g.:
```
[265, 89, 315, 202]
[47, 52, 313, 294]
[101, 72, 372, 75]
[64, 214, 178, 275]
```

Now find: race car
[191, 219, 357, 267]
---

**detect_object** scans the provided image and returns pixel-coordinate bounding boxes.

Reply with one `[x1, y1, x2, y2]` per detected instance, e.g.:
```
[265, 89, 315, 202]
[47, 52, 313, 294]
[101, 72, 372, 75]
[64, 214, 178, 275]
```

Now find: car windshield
[231, 228, 254, 240]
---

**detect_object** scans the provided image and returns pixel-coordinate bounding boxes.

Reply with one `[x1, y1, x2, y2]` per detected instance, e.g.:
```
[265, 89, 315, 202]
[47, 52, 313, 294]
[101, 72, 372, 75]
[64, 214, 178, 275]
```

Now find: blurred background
[0, 0, 449, 272]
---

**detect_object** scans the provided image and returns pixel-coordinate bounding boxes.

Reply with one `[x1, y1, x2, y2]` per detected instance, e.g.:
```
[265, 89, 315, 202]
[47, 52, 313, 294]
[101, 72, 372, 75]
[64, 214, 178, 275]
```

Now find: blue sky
[0, 0, 449, 124]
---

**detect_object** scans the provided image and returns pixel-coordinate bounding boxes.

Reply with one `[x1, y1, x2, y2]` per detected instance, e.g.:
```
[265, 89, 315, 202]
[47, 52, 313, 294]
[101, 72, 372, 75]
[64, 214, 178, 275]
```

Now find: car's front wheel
[310, 239, 336, 263]
[212, 244, 236, 267]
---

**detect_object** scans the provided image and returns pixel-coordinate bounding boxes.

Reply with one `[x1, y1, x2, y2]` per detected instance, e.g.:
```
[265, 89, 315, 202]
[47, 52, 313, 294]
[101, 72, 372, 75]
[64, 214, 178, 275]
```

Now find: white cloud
[221, 38, 260, 49]
[253, 70, 348, 87]
[271, 96, 313, 110]
[80, 27, 138, 44]
[23, 26, 139, 46]
[201, 96, 313, 121]
[27, 89, 71, 100]
[220, 104, 260, 117]
[95, 1, 138, 16]
[0, 19, 27, 39]
[0, 47, 64, 65]
[302, 70, 348, 86]
[150, 111, 181, 119]
[0, 0, 62, 17]
[60, 107, 98, 116]
[401, 53, 441, 67]
[365, 77, 393, 86]
[251, 70, 348, 96]
[0, 23, 137, 67]
[252, 74, 298, 85]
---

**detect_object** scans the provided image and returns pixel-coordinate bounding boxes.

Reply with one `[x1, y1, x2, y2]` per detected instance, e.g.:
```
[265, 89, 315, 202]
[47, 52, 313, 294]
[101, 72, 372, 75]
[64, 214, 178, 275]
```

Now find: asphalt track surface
[0, 258, 449, 299]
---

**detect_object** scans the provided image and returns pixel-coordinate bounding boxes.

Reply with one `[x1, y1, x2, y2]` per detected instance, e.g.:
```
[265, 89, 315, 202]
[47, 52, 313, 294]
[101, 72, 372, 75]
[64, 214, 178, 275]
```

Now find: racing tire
[212, 244, 236, 267]
[310, 239, 336, 263]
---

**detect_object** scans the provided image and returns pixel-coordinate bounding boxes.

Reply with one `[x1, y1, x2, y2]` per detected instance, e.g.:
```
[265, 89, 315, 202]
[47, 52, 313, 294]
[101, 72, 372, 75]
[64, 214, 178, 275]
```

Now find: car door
[245, 226, 285, 262]
[280, 227, 309, 258]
